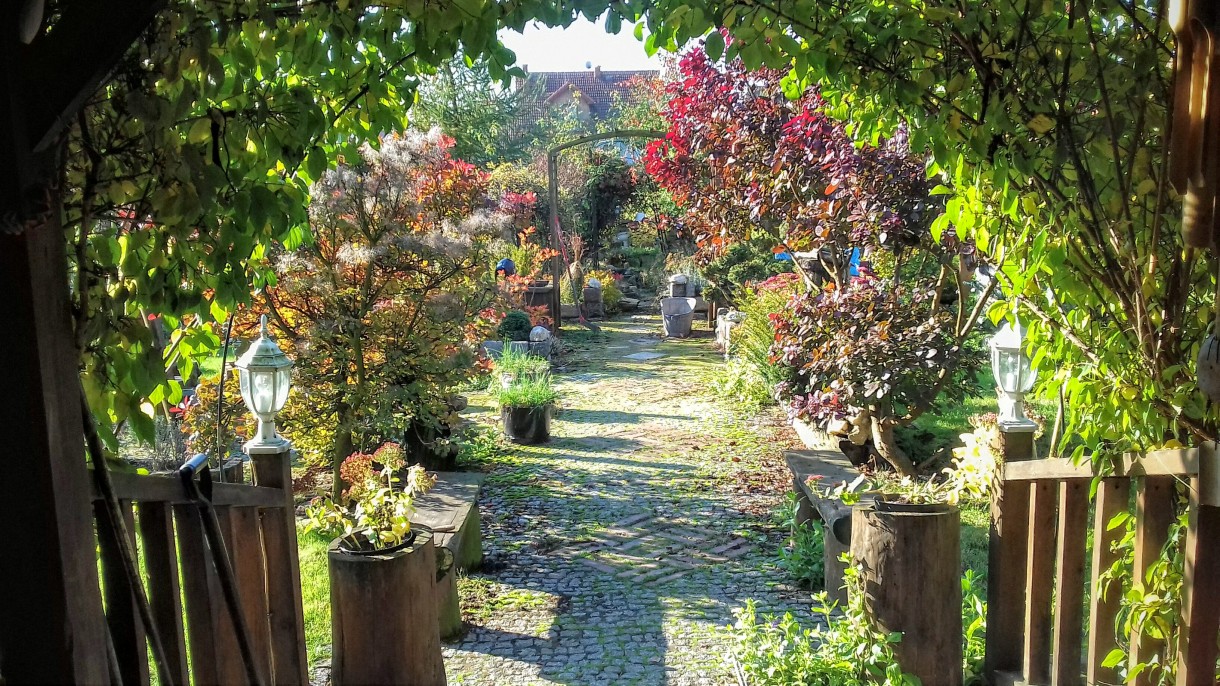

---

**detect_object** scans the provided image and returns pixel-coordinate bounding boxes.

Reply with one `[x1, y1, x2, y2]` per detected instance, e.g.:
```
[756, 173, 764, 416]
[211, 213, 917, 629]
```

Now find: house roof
[521, 68, 659, 119]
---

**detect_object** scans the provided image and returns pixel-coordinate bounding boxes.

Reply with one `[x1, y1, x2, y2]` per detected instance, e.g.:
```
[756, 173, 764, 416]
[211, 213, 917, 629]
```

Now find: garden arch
[545, 129, 664, 331]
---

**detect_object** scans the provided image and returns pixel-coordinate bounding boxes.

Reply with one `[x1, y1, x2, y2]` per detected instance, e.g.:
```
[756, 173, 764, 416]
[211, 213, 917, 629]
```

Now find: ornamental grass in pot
[303, 443, 447, 685]
[496, 376, 558, 445]
[494, 342, 550, 389]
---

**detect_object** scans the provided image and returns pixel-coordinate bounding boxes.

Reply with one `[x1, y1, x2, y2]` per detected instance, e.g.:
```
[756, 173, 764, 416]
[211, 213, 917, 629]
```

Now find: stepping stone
[575, 558, 617, 574]
[651, 570, 691, 585]
[629, 337, 658, 345]
[612, 513, 654, 527]
[623, 351, 665, 361]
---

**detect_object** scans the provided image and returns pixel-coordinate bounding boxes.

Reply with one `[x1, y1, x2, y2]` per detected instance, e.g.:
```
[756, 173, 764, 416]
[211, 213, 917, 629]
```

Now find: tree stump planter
[501, 404, 553, 444]
[328, 528, 446, 686]
[851, 501, 962, 686]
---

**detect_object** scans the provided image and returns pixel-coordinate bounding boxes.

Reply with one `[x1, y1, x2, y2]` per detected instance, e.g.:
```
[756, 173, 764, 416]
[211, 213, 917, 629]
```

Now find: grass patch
[457, 575, 563, 636]
[298, 529, 332, 666]
[959, 499, 990, 579]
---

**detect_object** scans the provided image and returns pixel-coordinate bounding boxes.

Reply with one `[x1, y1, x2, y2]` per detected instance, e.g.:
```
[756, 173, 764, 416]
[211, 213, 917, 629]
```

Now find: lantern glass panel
[239, 367, 253, 414]
[274, 366, 292, 412]
[994, 348, 1036, 394]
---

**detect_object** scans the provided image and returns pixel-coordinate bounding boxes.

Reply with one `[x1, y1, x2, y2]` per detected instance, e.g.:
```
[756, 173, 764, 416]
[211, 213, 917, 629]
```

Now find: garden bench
[411, 471, 485, 639]
[785, 449, 860, 604]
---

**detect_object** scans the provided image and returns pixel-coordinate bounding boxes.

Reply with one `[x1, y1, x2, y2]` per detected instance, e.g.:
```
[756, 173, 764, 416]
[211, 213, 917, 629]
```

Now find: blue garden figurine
[495, 258, 517, 279]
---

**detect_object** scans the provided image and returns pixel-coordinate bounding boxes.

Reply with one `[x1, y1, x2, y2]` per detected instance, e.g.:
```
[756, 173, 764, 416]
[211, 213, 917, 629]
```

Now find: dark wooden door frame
[1, 2, 163, 681]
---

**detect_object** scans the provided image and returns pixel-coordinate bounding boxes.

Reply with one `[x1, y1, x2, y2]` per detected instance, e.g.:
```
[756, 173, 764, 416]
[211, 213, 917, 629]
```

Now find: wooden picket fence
[90, 452, 308, 686]
[986, 439, 1220, 686]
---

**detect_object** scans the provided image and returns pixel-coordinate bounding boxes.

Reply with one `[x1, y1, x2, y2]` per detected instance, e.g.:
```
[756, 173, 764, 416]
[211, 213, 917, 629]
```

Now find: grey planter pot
[501, 404, 553, 444]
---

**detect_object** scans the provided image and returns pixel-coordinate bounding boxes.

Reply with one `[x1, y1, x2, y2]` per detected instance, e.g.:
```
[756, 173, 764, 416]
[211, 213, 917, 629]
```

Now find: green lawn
[297, 530, 332, 666]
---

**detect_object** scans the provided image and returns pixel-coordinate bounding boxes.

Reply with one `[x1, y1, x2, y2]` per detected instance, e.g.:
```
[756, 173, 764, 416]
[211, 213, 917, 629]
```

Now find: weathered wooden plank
[1128, 476, 1176, 686]
[1051, 480, 1088, 686]
[137, 501, 190, 686]
[1087, 479, 1131, 685]
[1175, 485, 1220, 686]
[229, 506, 273, 685]
[1023, 480, 1057, 685]
[91, 469, 283, 508]
[986, 477, 1031, 675]
[1004, 448, 1204, 482]
[96, 500, 149, 686]
[784, 450, 860, 491]
[211, 506, 249, 684]
[1124, 448, 1200, 478]
[1005, 458, 1095, 481]
[252, 449, 309, 684]
[175, 504, 220, 685]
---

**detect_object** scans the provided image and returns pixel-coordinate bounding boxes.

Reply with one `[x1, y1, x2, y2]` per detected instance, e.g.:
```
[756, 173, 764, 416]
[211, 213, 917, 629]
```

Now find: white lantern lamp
[990, 319, 1038, 432]
[235, 315, 293, 453]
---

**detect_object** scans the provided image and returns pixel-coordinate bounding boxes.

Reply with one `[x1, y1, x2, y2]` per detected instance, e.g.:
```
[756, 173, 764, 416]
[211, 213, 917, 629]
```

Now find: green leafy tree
[411, 58, 535, 166]
[64, 0, 562, 451]
[634, 1, 1209, 462]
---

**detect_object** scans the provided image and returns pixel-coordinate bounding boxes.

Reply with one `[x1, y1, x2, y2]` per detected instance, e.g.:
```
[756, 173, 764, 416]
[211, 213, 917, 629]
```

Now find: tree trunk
[870, 416, 918, 476]
[331, 405, 356, 501]
[852, 503, 962, 686]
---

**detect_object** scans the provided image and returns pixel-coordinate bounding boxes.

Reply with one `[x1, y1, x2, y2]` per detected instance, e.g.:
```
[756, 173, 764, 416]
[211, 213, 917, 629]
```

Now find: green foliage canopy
[632, 1, 1211, 459]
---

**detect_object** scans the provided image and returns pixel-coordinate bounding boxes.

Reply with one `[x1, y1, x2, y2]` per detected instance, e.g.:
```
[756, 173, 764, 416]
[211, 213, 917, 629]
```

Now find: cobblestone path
[445, 314, 813, 686]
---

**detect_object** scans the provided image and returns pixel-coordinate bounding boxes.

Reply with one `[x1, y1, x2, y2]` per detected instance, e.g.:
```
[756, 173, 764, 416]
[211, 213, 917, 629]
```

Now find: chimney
[593, 65, 602, 80]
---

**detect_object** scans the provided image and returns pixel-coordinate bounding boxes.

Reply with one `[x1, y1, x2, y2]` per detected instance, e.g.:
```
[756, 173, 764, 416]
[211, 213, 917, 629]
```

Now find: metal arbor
[546, 129, 665, 332]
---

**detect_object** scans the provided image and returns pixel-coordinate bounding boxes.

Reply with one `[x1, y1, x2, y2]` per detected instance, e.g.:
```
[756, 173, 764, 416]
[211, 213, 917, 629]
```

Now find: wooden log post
[0, 198, 110, 684]
[851, 503, 962, 686]
[329, 527, 447, 686]
[1, 1, 162, 676]
[436, 565, 463, 641]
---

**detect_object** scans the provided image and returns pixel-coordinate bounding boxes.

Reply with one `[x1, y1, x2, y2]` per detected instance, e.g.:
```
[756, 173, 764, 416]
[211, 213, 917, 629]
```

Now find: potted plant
[825, 474, 962, 685]
[304, 443, 447, 685]
[496, 376, 558, 444]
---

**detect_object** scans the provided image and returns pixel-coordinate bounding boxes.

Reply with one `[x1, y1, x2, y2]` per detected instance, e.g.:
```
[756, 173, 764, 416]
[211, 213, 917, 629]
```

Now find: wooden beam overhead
[19, 0, 164, 152]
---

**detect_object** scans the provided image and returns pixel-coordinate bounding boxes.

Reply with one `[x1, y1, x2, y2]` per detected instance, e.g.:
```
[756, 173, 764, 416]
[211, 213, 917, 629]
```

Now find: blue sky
[498, 16, 662, 72]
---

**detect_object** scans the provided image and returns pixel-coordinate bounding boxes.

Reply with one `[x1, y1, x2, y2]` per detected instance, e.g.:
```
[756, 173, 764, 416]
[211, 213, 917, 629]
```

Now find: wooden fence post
[251, 443, 310, 685]
[985, 427, 1035, 679]
[1175, 444, 1220, 685]
[0, 210, 110, 684]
